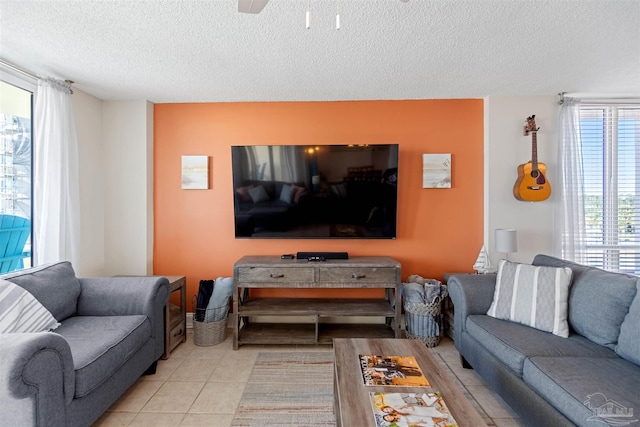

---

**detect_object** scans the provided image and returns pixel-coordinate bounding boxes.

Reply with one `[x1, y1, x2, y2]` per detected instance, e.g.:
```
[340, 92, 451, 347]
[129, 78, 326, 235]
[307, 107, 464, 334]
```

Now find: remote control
[281, 254, 295, 259]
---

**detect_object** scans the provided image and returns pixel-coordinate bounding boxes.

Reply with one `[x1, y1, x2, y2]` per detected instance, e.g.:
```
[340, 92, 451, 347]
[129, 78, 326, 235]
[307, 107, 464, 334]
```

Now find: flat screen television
[231, 144, 399, 239]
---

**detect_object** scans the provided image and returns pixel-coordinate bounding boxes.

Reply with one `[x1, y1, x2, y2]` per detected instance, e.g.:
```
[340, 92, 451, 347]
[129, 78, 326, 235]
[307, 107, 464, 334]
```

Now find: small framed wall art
[422, 153, 451, 188]
[181, 155, 209, 189]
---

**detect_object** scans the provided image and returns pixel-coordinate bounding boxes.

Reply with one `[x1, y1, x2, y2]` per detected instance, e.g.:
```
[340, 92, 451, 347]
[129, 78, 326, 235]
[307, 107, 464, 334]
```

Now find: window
[580, 105, 640, 274]
[0, 80, 33, 271]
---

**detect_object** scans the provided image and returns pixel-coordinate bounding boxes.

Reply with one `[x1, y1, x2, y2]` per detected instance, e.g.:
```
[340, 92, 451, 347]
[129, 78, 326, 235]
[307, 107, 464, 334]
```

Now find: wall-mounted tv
[231, 144, 399, 239]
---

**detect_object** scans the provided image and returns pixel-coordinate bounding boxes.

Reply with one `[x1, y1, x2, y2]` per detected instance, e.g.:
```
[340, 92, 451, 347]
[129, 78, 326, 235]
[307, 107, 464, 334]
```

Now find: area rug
[231, 352, 336, 427]
[231, 349, 491, 427]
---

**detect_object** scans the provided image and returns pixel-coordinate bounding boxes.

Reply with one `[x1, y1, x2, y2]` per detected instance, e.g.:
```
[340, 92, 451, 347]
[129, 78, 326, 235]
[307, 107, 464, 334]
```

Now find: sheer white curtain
[33, 78, 80, 266]
[555, 97, 587, 263]
[281, 146, 309, 185]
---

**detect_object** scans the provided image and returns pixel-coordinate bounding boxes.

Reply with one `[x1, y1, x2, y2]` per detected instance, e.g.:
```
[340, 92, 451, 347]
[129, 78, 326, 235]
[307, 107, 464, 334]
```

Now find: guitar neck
[531, 132, 538, 170]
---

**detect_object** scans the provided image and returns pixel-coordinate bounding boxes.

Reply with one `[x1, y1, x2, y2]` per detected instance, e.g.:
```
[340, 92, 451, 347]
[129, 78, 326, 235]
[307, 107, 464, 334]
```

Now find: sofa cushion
[248, 185, 269, 203]
[55, 315, 151, 398]
[523, 356, 640, 426]
[291, 185, 306, 203]
[616, 283, 640, 365]
[1, 261, 81, 322]
[487, 260, 573, 337]
[235, 185, 254, 202]
[467, 315, 616, 377]
[0, 279, 60, 333]
[533, 254, 639, 350]
[279, 184, 293, 203]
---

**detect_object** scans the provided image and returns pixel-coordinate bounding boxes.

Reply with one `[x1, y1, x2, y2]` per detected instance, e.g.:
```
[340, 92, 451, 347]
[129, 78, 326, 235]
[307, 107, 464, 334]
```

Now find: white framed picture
[181, 155, 209, 189]
[422, 153, 451, 188]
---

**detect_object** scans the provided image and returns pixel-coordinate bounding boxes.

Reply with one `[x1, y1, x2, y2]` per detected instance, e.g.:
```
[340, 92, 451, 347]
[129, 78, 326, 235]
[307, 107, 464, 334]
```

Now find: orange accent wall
[154, 100, 484, 306]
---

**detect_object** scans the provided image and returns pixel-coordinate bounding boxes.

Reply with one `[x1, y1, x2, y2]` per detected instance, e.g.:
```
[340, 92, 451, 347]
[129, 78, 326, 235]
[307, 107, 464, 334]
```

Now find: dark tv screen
[231, 144, 398, 239]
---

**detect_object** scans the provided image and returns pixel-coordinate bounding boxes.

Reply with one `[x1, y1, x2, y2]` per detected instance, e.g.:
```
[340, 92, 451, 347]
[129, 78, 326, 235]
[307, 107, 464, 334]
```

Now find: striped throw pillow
[0, 278, 60, 333]
[487, 260, 573, 337]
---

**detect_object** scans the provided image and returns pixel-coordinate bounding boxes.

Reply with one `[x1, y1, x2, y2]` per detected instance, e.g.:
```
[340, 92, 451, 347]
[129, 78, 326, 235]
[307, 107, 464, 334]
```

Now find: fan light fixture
[240, 0, 408, 30]
[238, 0, 269, 14]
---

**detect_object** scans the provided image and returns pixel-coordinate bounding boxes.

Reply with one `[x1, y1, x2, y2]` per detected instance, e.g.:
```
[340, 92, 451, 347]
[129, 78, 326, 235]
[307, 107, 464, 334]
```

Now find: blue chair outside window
[0, 214, 31, 274]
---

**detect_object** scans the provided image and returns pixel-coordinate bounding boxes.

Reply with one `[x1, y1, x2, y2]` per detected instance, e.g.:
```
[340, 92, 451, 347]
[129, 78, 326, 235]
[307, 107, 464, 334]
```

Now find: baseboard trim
[187, 312, 194, 329]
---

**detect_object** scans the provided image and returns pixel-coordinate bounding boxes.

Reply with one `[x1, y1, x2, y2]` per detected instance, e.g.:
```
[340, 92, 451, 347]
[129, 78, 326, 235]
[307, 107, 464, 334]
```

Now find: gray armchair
[0, 262, 169, 427]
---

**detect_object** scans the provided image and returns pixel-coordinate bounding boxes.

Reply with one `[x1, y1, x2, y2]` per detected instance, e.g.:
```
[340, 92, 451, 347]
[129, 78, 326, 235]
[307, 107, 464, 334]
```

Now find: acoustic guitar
[513, 115, 551, 201]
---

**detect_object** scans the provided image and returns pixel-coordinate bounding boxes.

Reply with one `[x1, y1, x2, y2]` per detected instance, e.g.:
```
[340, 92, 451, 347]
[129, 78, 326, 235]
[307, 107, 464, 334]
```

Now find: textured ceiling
[1, 0, 639, 103]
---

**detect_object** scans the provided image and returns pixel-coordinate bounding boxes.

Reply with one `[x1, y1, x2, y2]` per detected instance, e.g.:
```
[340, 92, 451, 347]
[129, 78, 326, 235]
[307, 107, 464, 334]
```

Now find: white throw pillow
[487, 260, 573, 337]
[0, 278, 60, 333]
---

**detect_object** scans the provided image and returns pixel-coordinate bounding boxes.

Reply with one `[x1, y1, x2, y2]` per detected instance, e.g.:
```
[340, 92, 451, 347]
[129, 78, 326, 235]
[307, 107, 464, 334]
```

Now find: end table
[163, 276, 187, 359]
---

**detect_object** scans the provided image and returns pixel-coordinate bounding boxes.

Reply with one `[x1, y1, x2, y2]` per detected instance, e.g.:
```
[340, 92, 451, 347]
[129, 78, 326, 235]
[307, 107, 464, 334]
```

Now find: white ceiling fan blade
[238, 0, 270, 14]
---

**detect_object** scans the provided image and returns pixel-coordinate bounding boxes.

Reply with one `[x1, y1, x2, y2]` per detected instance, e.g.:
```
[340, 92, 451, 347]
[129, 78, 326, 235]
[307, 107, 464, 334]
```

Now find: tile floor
[93, 332, 525, 427]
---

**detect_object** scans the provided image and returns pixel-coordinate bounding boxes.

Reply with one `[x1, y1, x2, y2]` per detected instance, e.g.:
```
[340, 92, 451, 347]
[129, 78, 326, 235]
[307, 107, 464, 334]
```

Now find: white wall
[102, 100, 154, 276]
[485, 95, 560, 267]
[72, 89, 105, 276]
[71, 95, 154, 276]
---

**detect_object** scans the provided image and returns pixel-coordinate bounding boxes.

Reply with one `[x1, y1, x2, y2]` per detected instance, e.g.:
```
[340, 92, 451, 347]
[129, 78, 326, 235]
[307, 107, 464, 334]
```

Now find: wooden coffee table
[333, 338, 487, 427]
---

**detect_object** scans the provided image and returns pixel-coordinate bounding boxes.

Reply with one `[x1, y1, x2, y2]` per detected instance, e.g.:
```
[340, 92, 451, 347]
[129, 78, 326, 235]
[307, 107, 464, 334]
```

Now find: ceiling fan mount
[238, 0, 270, 14]
[238, 0, 408, 14]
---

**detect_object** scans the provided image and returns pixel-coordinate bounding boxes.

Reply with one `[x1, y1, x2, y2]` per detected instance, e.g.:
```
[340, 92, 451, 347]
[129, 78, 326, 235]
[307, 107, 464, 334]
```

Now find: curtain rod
[0, 59, 74, 94]
[0, 59, 37, 80]
[558, 92, 640, 105]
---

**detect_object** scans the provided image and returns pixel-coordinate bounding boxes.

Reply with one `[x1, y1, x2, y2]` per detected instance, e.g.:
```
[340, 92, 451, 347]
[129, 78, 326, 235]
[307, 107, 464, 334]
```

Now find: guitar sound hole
[531, 170, 539, 178]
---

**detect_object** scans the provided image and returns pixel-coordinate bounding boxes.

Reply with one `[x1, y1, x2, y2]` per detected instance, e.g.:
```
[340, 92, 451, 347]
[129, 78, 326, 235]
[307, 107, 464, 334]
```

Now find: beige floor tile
[187, 344, 230, 360]
[209, 359, 254, 382]
[188, 382, 246, 414]
[92, 411, 137, 427]
[168, 358, 217, 382]
[109, 380, 163, 412]
[142, 356, 186, 383]
[180, 413, 234, 427]
[128, 412, 185, 426]
[141, 381, 205, 413]
[170, 337, 197, 359]
[467, 385, 521, 419]
[431, 339, 460, 357]
[445, 358, 488, 386]
[230, 346, 262, 361]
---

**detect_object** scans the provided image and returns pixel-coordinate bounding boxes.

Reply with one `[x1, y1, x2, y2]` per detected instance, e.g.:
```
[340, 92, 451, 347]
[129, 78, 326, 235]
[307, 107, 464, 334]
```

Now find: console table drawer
[237, 267, 315, 283]
[318, 267, 396, 283]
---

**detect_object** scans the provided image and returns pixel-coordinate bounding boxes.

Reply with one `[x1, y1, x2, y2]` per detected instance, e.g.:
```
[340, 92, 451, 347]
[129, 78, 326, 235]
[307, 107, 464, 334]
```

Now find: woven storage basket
[193, 306, 228, 346]
[404, 297, 442, 348]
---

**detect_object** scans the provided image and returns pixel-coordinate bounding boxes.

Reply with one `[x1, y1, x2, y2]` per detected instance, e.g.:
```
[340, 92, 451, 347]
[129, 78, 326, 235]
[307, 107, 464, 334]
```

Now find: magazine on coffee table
[369, 392, 458, 427]
[359, 355, 430, 386]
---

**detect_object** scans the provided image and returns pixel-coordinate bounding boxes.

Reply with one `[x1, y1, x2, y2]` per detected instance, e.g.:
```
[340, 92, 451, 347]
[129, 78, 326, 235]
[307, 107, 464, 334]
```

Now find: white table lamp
[495, 228, 517, 261]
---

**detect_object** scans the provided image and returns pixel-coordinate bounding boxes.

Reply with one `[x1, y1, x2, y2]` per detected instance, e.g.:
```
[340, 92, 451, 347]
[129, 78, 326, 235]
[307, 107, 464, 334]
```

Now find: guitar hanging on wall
[513, 115, 551, 202]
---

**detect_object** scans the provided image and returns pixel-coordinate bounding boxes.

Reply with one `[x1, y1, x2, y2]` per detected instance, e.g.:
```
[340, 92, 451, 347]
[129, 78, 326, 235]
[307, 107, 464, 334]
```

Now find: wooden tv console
[232, 255, 401, 350]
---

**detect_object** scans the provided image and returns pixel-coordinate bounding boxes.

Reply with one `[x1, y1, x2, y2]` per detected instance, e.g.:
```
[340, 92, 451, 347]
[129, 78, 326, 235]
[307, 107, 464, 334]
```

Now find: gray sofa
[0, 261, 170, 427]
[449, 254, 640, 427]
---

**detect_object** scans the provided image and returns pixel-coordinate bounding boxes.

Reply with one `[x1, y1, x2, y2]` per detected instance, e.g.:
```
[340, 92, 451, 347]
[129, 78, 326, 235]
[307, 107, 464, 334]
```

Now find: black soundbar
[296, 251, 349, 260]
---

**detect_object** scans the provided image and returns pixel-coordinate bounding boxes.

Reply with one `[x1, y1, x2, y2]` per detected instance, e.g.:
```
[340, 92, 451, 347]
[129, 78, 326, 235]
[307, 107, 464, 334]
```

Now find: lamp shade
[495, 229, 517, 254]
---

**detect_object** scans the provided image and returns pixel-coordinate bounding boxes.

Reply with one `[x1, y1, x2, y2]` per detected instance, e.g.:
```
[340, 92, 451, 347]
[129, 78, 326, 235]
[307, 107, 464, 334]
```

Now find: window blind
[579, 104, 640, 274]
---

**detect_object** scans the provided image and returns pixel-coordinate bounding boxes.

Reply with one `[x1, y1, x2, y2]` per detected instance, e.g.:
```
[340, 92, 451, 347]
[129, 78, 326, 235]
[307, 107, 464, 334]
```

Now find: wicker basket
[404, 297, 443, 348]
[192, 306, 229, 346]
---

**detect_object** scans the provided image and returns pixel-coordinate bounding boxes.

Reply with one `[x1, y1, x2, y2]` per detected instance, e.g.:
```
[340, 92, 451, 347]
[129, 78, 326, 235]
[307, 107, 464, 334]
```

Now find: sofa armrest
[448, 274, 497, 336]
[77, 276, 170, 360]
[0, 332, 75, 426]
